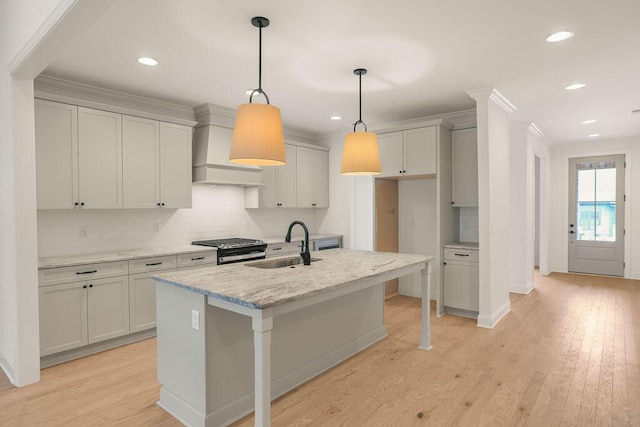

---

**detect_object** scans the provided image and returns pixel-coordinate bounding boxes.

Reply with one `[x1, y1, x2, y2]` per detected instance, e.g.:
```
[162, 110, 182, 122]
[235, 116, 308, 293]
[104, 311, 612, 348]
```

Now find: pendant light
[230, 16, 286, 166]
[341, 68, 381, 175]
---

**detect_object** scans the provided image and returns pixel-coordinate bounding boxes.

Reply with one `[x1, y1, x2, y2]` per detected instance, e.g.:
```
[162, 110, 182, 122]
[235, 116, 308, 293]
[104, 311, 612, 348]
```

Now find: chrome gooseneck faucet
[285, 221, 311, 265]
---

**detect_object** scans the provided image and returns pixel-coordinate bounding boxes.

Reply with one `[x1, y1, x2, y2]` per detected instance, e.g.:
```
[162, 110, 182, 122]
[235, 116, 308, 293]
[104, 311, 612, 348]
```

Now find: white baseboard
[477, 300, 511, 329]
[40, 329, 156, 368]
[509, 280, 534, 295]
[158, 326, 388, 426]
[0, 351, 15, 386]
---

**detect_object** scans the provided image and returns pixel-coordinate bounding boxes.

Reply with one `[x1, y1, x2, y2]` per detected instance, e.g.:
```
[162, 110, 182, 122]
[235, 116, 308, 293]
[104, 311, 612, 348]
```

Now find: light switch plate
[191, 309, 199, 330]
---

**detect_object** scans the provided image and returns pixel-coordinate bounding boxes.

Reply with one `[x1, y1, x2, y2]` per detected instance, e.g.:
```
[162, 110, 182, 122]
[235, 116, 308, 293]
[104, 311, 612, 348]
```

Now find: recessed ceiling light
[137, 57, 158, 66]
[565, 83, 586, 90]
[546, 31, 574, 43]
[330, 116, 342, 121]
[588, 133, 599, 138]
[582, 119, 597, 124]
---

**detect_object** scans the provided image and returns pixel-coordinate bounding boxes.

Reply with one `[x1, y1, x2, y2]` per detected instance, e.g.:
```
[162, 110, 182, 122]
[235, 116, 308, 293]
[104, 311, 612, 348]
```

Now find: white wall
[548, 137, 639, 278]
[38, 185, 319, 257]
[0, 0, 118, 386]
[469, 89, 513, 328]
[508, 123, 535, 294]
[398, 179, 438, 298]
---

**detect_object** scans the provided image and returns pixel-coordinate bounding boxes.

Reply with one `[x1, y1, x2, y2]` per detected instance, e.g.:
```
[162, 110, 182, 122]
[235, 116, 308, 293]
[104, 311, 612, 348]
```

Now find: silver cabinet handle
[146, 262, 162, 266]
[76, 270, 97, 275]
[191, 257, 205, 261]
[454, 253, 470, 257]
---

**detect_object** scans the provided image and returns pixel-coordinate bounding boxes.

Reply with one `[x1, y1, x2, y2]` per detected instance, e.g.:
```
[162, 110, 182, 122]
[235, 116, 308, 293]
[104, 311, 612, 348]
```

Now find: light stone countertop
[444, 242, 479, 250]
[38, 245, 217, 269]
[152, 248, 431, 309]
[261, 233, 342, 245]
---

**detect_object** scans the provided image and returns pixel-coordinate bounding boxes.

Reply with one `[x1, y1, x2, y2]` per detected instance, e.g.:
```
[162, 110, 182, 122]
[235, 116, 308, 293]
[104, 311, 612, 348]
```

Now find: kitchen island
[152, 248, 433, 427]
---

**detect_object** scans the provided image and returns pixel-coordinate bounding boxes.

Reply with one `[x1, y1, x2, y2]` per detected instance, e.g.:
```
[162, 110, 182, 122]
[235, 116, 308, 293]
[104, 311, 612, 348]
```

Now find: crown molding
[467, 88, 517, 115]
[35, 74, 197, 126]
[528, 122, 545, 138]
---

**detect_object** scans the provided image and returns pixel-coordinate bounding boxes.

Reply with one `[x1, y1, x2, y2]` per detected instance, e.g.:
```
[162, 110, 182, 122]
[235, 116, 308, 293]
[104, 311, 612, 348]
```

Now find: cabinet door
[377, 132, 403, 177]
[160, 122, 193, 208]
[295, 146, 328, 208]
[35, 100, 78, 209]
[312, 149, 329, 208]
[296, 147, 314, 207]
[404, 127, 436, 175]
[87, 276, 130, 344]
[39, 282, 87, 356]
[260, 166, 278, 208]
[122, 116, 159, 208]
[129, 272, 159, 333]
[77, 107, 123, 208]
[277, 144, 297, 207]
[443, 262, 479, 311]
[452, 128, 478, 207]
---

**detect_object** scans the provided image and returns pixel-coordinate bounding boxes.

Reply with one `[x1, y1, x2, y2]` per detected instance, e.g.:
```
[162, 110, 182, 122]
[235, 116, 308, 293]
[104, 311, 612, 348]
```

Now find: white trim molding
[0, 351, 15, 386]
[467, 88, 517, 115]
[509, 280, 534, 295]
[477, 300, 511, 329]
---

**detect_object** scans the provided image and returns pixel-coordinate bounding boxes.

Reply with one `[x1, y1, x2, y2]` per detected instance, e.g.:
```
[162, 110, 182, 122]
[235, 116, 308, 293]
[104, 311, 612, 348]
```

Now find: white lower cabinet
[39, 282, 88, 356]
[128, 255, 179, 333]
[87, 276, 130, 343]
[129, 273, 160, 333]
[39, 275, 129, 356]
[443, 247, 479, 314]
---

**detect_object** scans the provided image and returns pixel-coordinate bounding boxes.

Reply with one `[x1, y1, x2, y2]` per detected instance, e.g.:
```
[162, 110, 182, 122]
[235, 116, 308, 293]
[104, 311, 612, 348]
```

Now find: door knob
[569, 230, 575, 234]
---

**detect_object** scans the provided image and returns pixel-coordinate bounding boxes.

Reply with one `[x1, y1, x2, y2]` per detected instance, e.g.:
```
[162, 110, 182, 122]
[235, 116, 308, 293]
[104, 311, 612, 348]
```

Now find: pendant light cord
[249, 18, 270, 105]
[353, 69, 367, 132]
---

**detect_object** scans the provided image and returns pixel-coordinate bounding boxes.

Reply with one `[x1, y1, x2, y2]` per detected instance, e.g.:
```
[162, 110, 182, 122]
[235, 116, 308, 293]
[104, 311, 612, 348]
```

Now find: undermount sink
[247, 256, 322, 269]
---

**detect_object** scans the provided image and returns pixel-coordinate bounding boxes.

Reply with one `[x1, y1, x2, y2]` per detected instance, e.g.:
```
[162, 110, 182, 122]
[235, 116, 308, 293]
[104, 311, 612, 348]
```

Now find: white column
[419, 261, 433, 350]
[467, 88, 515, 329]
[252, 310, 274, 427]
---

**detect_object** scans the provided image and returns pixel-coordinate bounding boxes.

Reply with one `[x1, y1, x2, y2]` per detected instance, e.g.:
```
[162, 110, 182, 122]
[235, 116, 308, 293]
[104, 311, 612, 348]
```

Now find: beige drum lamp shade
[230, 103, 286, 165]
[341, 131, 381, 175]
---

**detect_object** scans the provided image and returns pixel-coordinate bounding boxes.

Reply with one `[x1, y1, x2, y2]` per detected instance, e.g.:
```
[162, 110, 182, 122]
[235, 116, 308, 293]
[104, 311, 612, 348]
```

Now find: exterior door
[568, 155, 625, 276]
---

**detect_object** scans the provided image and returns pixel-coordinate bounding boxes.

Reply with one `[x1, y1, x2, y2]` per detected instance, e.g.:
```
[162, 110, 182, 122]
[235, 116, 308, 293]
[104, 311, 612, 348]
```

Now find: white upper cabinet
[159, 122, 193, 208]
[123, 116, 159, 208]
[246, 143, 329, 209]
[36, 100, 193, 210]
[257, 144, 297, 208]
[377, 132, 403, 176]
[378, 126, 437, 177]
[77, 107, 123, 208]
[35, 99, 78, 209]
[296, 147, 329, 208]
[451, 128, 478, 207]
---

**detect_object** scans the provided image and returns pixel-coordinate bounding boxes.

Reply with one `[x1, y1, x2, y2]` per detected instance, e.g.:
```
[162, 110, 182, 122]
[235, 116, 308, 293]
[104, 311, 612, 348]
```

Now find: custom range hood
[192, 103, 263, 186]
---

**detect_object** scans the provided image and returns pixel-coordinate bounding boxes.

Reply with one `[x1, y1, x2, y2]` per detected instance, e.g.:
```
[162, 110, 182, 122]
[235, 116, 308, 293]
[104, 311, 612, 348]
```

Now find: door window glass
[575, 162, 616, 242]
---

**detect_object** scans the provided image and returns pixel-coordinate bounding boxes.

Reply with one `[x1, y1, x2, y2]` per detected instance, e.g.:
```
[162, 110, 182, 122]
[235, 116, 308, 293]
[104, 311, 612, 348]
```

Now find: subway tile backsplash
[37, 185, 318, 257]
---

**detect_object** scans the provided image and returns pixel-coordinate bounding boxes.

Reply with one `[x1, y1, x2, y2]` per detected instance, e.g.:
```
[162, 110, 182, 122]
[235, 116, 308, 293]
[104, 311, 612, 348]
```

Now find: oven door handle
[219, 252, 266, 264]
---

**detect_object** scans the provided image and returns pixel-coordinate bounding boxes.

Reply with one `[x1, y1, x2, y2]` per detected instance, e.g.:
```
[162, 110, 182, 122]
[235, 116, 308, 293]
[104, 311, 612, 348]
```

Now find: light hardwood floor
[1, 271, 638, 426]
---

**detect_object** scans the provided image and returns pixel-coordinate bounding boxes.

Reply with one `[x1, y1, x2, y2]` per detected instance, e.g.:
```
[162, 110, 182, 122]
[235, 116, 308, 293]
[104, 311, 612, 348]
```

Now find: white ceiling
[44, 0, 640, 143]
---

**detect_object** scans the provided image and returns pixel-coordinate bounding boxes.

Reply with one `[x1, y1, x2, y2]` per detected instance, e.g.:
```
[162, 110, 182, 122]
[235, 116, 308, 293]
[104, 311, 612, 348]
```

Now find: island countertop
[152, 248, 432, 309]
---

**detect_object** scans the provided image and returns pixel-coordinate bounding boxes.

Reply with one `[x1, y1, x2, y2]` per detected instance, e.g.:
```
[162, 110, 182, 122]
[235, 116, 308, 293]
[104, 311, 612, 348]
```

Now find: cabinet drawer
[38, 261, 128, 287]
[266, 242, 301, 257]
[177, 251, 217, 268]
[129, 255, 177, 274]
[444, 248, 479, 263]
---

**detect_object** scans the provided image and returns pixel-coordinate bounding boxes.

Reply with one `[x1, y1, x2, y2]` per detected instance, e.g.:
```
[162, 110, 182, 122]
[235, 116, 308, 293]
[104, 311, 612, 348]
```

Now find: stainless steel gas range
[191, 238, 267, 265]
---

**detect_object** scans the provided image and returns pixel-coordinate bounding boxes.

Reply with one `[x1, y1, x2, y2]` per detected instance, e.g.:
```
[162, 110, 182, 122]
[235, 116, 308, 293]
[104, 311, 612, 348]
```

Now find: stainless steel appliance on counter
[191, 238, 267, 265]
